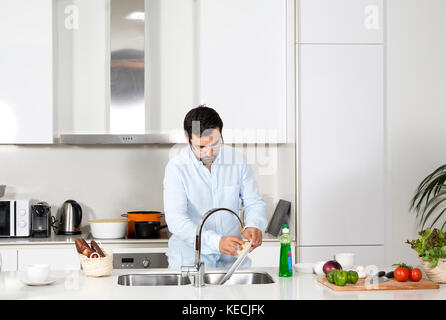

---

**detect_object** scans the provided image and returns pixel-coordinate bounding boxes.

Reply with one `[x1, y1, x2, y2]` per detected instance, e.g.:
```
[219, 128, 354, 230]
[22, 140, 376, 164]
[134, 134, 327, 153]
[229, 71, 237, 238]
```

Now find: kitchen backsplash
[0, 143, 295, 236]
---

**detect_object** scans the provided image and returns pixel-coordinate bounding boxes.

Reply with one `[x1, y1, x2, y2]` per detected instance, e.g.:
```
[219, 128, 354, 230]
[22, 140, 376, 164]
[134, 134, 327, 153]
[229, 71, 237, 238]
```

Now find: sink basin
[117, 274, 191, 286]
[204, 272, 275, 285]
[117, 272, 275, 286]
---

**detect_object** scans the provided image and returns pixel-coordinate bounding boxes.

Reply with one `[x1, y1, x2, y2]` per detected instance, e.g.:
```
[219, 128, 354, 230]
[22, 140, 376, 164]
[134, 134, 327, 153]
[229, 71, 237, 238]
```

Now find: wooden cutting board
[317, 276, 440, 291]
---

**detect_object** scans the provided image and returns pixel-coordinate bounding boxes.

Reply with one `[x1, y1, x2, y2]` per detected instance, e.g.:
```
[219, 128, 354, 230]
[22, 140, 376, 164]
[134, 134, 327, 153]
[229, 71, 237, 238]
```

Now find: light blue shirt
[163, 144, 267, 270]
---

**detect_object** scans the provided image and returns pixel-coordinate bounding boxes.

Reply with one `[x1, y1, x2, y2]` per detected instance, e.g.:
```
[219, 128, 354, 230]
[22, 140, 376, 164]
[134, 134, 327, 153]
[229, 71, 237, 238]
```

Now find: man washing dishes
[163, 105, 267, 269]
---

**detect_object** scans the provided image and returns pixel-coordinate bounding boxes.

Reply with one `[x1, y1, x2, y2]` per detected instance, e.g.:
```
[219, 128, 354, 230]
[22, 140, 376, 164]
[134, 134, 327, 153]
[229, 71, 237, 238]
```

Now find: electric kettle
[57, 200, 82, 235]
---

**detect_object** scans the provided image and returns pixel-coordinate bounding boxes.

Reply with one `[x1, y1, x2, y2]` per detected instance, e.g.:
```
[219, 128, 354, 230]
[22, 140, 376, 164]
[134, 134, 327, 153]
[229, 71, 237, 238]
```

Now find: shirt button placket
[211, 172, 220, 233]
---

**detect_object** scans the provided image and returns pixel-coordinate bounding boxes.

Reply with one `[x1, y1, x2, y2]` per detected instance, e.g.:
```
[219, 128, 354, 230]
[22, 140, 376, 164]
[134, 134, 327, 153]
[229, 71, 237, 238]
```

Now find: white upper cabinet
[56, 0, 109, 136]
[299, 45, 385, 246]
[0, 0, 53, 144]
[145, 0, 198, 140]
[198, 0, 292, 143]
[298, 0, 384, 44]
[151, 0, 293, 143]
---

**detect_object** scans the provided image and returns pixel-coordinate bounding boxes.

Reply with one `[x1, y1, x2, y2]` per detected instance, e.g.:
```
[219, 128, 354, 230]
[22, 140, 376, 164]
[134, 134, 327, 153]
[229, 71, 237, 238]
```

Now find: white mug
[27, 264, 50, 283]
[335, 253, 355, 270]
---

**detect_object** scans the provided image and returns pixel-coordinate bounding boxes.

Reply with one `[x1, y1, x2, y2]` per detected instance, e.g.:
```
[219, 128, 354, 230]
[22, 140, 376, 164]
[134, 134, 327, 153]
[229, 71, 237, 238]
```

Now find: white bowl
[89, 219, 128, 239]
[335, 253, 355, 270]
[313, 261, 327, 276]
[294, 263, 315, 274]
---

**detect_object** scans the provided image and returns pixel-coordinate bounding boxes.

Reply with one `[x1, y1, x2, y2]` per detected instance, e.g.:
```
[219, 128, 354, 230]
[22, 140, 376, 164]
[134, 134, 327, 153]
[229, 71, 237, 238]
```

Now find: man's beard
[200, 155, 217, 165]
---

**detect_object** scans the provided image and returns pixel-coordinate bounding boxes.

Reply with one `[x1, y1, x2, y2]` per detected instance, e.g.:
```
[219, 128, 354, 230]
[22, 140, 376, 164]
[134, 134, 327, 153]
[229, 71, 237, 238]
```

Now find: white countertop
[0, 233, 170, 246]
[1, 267, 445, 300]
[0, 233, 281, 246]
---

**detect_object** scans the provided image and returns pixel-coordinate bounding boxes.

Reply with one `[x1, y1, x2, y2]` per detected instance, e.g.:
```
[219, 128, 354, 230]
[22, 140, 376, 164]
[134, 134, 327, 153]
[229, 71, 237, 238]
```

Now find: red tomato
[394, 267, 410, 282]
[409, 268, 422, 282]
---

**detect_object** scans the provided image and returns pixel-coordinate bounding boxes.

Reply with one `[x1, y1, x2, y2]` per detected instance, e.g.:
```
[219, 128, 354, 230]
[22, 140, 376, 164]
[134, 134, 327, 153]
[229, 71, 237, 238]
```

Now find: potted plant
[410, 164, 446, 230]
[406, 228, 446, 283]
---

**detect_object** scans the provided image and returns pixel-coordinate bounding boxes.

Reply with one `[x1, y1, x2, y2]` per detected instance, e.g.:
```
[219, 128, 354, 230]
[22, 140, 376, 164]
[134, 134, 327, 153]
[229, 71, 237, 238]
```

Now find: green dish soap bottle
[279, 224, 293, 277]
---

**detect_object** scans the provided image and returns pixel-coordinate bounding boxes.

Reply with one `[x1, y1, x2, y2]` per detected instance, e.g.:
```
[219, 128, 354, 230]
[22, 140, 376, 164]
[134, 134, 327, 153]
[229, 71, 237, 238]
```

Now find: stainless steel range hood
[60, 0, 176, 144]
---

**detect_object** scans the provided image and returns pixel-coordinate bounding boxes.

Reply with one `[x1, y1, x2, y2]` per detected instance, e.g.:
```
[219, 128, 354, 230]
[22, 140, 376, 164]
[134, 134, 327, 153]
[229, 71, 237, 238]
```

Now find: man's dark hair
[184, 105, 223, 140]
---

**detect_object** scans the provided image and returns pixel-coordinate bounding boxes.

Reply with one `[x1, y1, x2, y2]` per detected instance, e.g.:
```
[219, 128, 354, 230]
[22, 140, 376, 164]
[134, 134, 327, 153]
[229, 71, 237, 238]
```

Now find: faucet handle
[181, 265, 197, 286]
[181, 265, 196, 276]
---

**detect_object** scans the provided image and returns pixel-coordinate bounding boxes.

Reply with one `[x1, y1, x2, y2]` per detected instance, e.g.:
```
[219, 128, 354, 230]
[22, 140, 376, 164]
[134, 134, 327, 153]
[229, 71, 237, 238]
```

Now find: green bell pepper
[326, 270, 337, 284]
[347, 270, 359, 284]
[334, 270, 348, 286]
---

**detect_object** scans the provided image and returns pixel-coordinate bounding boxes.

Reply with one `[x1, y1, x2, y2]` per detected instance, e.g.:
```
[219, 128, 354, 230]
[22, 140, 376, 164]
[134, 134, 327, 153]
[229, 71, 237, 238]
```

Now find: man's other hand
[241, 227, 262, 252]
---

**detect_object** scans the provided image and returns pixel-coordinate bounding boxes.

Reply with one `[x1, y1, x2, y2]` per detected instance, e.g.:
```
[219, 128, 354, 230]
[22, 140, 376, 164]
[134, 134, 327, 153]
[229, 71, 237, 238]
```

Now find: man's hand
[219, 236, 245, 256]
[241, 227, 262, 252]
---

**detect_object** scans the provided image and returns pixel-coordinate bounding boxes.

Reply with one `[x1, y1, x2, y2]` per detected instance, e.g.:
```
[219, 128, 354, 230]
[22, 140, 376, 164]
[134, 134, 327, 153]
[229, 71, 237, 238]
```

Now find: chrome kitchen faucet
[181, 208, 245, 287]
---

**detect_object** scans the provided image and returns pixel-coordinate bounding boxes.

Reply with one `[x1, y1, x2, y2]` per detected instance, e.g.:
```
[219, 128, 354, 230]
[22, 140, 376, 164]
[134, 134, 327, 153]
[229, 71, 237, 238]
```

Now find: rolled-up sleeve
[163, 162, 222, 253]
[240, 161, 268, 233]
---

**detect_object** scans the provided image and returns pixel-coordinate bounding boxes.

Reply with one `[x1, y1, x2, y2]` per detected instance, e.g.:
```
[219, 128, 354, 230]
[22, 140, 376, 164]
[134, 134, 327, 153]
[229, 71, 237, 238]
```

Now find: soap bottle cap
[282, 224, 289, 233]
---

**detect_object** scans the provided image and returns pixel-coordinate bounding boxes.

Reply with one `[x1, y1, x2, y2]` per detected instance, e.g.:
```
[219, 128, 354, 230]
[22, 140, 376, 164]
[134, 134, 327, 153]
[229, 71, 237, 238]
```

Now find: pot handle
[121, 214, 128, 218]
[155, 225, 168, 231]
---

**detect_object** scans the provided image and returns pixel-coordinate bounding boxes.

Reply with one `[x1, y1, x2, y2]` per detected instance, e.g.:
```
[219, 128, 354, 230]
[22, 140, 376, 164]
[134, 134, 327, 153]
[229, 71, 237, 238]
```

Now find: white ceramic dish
[218, 241, 252, 285]
[89, 219, 128, 239]
[335, 253, 355, 270]
[21, 277, 57, 286]
[294, 263, 314, 274]
[313, 261, 327, 276]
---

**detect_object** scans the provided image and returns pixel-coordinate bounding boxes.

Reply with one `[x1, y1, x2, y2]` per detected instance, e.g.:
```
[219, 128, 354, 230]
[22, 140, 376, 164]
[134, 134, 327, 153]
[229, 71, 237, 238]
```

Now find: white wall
[0, 144, 295, 234]
[387, 0, 446, 265]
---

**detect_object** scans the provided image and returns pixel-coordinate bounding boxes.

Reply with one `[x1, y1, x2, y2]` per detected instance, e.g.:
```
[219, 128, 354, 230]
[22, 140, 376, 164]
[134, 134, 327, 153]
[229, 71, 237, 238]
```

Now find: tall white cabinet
[0, 0, 53, 144]
[298, 0, 387, 266]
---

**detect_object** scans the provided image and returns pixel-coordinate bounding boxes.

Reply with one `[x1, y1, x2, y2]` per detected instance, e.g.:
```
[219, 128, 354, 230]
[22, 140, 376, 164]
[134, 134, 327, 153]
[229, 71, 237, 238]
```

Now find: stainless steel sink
[204, 272, 275, 285]
[117, 274, 191, 286]
[117, 272, 275, 286]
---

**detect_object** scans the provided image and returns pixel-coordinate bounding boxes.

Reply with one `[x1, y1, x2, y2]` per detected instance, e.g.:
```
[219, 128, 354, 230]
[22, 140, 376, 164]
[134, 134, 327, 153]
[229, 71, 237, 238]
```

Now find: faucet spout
[195, 208, 245, 268]
[181, 207, 244, 287]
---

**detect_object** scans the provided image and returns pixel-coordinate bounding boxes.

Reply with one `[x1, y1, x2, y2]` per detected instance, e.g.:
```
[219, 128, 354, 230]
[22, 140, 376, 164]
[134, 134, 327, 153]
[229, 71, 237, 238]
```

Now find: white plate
[21, 277, 57, 286]
[218, 241, 252, 285]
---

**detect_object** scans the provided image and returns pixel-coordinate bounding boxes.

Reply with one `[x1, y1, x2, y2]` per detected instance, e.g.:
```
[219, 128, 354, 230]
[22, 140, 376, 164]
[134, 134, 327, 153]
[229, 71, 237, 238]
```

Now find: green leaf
[441, 219, 446, 232]
[430, 257, 439, 268]
[410, 165, 446, 225]
[440, 246, 446, 257]
[420, 193, 446, 229]
[430, 207, 446, 230]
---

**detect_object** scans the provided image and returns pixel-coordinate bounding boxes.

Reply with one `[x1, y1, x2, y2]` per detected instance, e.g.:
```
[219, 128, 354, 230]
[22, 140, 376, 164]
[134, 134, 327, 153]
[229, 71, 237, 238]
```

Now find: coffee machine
[31, 202, 53, 238]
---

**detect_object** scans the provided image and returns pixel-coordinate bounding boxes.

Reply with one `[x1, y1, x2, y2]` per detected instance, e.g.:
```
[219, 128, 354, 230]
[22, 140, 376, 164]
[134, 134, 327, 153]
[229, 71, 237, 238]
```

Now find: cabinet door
[299, 245, 385, 267]
[299, 0, 383, 44]
[200, 0, 290, 143]
[145, 0, 197, 140]
[18, 248, 80, 271]
[0, 250, 18, 271]
[0, 0, 53, 144]
[56, 0, 108, 135]
[299, 45, 385, 246]
[249, 243, 296, 267]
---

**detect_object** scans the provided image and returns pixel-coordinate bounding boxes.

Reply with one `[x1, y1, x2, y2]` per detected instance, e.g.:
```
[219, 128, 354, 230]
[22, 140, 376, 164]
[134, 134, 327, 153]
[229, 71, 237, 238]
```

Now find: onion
[322, 260, 342, 274]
